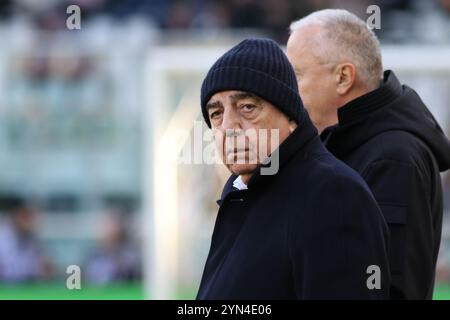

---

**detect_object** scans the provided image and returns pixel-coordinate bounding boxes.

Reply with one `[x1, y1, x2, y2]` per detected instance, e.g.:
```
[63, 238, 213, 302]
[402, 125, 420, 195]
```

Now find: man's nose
[220, 107, 241, 132]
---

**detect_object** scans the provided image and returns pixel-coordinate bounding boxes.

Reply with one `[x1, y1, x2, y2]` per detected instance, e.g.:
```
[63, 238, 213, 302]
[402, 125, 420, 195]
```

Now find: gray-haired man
[287, 9, 450, 299]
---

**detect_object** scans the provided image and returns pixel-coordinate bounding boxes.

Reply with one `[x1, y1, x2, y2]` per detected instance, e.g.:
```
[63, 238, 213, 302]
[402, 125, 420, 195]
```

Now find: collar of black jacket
[321, 70, 404, 158]
[324, 70, 450, 170]
[217, 108, 319, 206]
[337, 70, 402, 126]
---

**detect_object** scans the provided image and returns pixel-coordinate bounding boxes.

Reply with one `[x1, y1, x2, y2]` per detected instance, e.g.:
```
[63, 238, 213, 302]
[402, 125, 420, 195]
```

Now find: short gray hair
[290, 9, 383, 89]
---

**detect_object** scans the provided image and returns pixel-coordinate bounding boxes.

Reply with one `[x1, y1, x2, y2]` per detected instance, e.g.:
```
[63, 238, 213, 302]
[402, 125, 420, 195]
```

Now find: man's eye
[210, 111, 222, 119]
[241, 104, 256, 112]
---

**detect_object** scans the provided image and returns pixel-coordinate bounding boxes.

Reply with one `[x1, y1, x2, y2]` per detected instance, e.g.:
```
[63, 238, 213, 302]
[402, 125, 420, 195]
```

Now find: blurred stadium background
[0, 0, 449, 300]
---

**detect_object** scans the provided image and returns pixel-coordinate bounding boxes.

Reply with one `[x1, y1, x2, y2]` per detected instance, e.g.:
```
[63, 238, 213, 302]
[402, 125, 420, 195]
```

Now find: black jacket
[197, 112, 390, 299]
[322, 70, 450, 299]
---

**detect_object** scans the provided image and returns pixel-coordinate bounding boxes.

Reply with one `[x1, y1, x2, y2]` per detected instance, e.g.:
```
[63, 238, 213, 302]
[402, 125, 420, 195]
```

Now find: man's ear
[335, 63, 356, 95]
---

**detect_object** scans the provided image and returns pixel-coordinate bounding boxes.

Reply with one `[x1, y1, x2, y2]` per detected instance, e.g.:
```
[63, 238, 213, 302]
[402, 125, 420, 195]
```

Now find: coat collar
[337, 70, 402, 126]
[321, 70, 404, 158]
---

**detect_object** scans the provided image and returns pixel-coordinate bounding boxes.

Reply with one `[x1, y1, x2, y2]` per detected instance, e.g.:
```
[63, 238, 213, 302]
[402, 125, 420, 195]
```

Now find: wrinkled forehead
[207, 90, 263, 108]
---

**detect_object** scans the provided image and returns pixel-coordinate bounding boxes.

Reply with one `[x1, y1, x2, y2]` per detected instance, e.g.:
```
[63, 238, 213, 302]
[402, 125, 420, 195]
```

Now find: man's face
[206, 90, 295, 177]
[287, 26, 340, 129]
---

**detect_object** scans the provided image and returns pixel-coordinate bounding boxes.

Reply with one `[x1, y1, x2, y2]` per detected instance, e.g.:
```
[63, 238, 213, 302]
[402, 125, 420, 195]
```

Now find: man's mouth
[225, 148, 253, 163]
[226, 148, 249, 156]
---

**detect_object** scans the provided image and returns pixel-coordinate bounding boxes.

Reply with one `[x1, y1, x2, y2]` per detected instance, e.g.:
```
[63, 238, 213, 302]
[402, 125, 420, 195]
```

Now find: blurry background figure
[444, 172, 450, 212]
[84, 208, 141, 285]
[0, 196, 53, 282]
[436, 172, 450, 283]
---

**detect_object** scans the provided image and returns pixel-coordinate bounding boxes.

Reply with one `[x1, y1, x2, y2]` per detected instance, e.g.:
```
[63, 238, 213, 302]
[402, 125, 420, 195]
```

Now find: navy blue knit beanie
[201, 38, 304, 128]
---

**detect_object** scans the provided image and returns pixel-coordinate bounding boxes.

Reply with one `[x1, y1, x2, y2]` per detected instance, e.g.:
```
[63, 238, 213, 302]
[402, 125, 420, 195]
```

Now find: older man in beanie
[287, 9, 450, 299]
[196, 38, 390, 300]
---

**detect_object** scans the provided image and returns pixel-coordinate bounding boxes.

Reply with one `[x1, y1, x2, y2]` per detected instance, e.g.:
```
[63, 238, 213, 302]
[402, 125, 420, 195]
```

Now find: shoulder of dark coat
[358, 130, 432, 168]
[289, 151, 373, 201]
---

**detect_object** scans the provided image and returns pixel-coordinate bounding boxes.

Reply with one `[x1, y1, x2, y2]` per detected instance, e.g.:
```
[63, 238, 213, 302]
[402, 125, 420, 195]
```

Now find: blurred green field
[0, 282, 197, 300]
[0, 283, 449, 300]
[432, 284, 450, 300]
